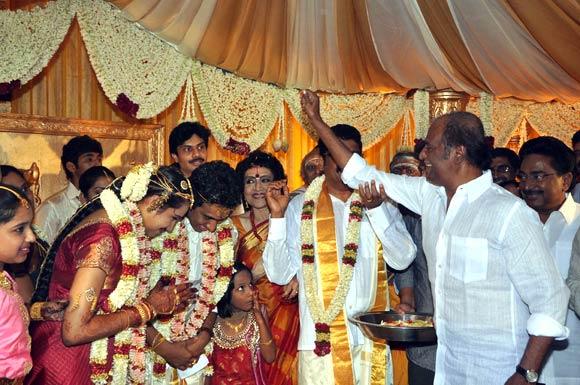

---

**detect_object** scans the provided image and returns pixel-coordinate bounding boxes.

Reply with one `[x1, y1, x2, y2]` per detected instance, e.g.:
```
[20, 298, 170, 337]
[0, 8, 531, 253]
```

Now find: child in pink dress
[0, 184, 36, 383]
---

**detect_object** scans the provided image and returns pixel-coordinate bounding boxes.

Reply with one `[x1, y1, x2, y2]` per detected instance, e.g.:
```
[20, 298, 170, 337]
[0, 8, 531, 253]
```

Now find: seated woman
[79, 165, 116, 203]
[0, 165, 50, 303]
[26, 164, 197, 385]
[233, 151, 299, 385]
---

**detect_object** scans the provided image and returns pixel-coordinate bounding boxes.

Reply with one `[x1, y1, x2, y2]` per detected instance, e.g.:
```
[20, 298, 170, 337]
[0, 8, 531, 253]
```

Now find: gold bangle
[143, 301, 157, 318]
[149, 333, 161, 348]
[259, 337, 273, 345]
[135, 304, 150, 326]
[30, 302, 44, 321]
[151, 334, 166, 350]
[119, 310, 130, 330]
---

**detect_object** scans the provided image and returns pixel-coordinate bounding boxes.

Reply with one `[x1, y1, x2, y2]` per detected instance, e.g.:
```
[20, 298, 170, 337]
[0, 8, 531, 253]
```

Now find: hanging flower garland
[0, 0, 74, 94]
[413, 90, 430, 139]
[90, 190, 155, 385]
[284, 90, 410, 149]
[192, 60, 284, 154]
[300, 176, 363, 357]
[76, 0, 192, 119]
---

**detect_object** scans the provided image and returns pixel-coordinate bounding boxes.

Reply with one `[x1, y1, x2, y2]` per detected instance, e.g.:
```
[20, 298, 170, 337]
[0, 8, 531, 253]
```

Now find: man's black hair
[190, 161, 242, 209]
[491, 147, 521, 171]
[519, 136, 575, 179]
[318, 124, 363, 158]
[438, 112, 491, 170]
[572, 130, 580, 147]
[61, 136, 103, 181]
[169, 122, 211, 155]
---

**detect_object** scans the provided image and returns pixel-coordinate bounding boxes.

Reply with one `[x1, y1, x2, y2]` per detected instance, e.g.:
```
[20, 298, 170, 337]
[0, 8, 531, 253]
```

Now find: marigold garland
[300, 176, 363, 357]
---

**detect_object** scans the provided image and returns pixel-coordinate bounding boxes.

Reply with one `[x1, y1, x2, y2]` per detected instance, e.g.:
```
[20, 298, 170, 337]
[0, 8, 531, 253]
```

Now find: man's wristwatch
[516, 365, 539, 383]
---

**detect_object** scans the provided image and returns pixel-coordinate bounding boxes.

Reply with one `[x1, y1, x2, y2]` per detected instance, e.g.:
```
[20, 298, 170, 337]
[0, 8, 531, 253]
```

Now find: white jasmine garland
[300, 176, 363, 356]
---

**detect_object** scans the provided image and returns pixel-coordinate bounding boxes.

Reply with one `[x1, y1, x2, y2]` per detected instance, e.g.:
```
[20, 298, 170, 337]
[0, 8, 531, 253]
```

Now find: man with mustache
[519, 136, 580, 385]
[300, 90, 569, 385]
[169, 122, 210, 178]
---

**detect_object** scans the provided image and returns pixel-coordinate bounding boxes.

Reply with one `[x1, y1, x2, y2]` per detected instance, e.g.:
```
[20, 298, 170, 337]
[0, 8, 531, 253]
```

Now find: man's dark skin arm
[301, 90, 353, 169]
[505, 335, 553, 385]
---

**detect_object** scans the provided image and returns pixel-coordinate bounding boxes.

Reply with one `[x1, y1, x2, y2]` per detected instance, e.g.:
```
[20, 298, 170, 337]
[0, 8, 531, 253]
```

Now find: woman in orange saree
[233, 151, 299, 385]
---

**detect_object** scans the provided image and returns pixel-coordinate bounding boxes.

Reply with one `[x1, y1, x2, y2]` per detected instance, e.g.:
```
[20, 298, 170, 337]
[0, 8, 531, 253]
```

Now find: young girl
[208, 262, 276, 385]
[0, 183, 36, 382]
[78, 165, 116, 203]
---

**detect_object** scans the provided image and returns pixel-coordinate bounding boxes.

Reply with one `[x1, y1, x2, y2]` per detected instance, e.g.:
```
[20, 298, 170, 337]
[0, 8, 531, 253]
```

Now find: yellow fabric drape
[316, 183, 354, 385]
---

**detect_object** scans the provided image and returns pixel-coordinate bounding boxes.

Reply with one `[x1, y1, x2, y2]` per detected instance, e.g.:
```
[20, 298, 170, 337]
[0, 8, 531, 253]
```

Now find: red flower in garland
[219, 266, 234, 277]
[0, 79, 21, 98]
[116, 93, 140, 117]
[314, 341, 331, 356]
[218, 228, 232, 241]
[117, 221, 133, 237]
[315, 322, 330, 333]
[121, 265, 140, 276]
[225, 137, 251, 155]
[163, 238, 178, 249]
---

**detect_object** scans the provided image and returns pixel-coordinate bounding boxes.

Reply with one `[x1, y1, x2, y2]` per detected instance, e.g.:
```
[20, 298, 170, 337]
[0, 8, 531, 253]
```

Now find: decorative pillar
[428, 89, 470, 122]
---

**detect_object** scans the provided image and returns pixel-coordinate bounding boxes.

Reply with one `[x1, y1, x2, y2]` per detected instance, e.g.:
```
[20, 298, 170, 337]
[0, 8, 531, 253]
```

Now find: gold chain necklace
[223, 313, 248, 333]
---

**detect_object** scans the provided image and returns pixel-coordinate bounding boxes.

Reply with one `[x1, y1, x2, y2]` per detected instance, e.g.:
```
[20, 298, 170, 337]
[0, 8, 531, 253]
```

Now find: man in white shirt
[519, 136, 580, 385]
[34, 135, 103, 243]
[262, 124, 416, 385]
[300, 90, 569, 385]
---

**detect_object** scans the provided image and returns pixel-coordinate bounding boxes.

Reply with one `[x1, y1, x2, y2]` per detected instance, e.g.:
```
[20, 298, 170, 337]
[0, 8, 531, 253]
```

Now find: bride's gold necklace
[223, 313, 248, 333]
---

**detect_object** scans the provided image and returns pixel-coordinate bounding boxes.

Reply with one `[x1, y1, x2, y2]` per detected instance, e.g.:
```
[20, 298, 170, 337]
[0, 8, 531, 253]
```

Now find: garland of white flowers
[286, 91, 411, 149]
[76, 0, 193, 119]
[3, 0, 577, 152]
[192, 60, 284, 154]
[413, 90, 430, 139]
[478, 92, 493, 135]
[0, 0, 74, 85]
[300, 176, 363, 357]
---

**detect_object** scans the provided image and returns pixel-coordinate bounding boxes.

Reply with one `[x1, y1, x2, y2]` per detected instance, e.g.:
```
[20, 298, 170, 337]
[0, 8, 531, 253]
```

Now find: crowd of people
[0, 90, 578, 385]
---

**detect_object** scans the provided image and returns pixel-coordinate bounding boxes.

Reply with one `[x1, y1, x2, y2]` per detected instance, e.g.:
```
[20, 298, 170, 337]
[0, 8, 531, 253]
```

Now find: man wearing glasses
[490, 147, 520, 184]
[519, 136, 580, 385]
[169, 122, 210, 178]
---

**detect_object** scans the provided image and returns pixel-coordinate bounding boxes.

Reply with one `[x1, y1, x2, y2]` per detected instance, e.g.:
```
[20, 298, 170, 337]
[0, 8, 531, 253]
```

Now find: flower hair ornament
[0, 185, 30, 209]
[119, 162, 193, 211]
[120, 162, 156, 202]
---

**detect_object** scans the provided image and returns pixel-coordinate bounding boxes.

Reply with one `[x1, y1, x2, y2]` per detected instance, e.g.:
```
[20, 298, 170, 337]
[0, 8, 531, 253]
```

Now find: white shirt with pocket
[341, 153, 570, 385]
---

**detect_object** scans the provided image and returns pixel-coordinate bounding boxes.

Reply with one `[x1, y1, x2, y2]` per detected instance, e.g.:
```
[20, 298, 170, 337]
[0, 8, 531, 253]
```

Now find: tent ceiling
[110, 0, 580, 103]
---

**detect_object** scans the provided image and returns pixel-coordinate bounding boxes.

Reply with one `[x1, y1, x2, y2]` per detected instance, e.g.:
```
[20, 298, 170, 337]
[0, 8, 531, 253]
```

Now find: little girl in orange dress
[0, 184, 36, 384]
[206, 262, 276, 385]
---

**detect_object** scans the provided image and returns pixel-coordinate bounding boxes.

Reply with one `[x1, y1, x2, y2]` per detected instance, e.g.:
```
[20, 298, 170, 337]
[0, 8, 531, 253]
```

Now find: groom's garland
[300, 176, 363, 356]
